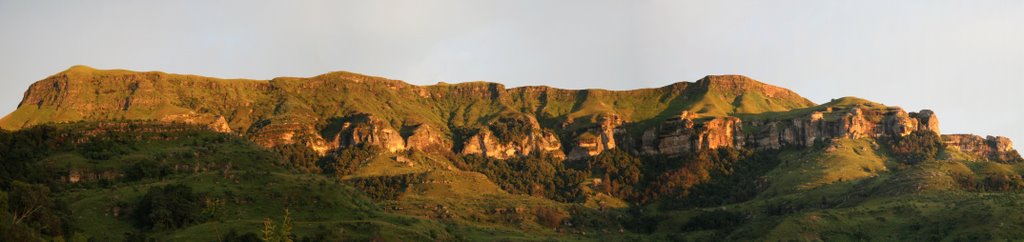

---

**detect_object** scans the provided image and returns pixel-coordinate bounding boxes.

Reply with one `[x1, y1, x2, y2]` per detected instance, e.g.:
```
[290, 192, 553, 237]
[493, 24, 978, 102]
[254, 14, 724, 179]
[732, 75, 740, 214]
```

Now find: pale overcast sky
[1, 0, 1022, 149]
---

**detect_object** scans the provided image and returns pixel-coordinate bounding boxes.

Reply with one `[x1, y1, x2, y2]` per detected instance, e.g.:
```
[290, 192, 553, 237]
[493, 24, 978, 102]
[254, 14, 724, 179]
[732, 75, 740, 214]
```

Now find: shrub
[274, 143, 322, 173]
[123, 158, 171, 181]
[890, 131, 944, 165]
[347, 173, 426, 201]
[534, 207, 569, 228]
[455, 154, 586, 203]
[318, 146, 378, 177]
[134, 184, 204, 230]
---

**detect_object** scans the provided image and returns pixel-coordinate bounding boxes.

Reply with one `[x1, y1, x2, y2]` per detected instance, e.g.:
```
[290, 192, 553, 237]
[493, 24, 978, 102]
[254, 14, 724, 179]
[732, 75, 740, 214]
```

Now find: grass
[11, 67, 1024, 241]
[762, 138, 890, 195]
[2, 66, 821, 146]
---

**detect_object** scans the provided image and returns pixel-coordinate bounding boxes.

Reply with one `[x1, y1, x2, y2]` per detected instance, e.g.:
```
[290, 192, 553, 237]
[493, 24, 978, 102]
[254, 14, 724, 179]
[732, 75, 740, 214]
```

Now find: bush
[1, 181, 74, 240]
[534, 207, 569, 228]
[455, 154, 586, 203]
[567, 149, 644, 200]
[123, 158, 171, 181]
[890, 131, 944, 165]
[488, 117, 535, 144]
[347, 173, 426, 200]
[134, 184, 204, 230]
[318, 146, 378, 177]
[274, 144, 322, 173]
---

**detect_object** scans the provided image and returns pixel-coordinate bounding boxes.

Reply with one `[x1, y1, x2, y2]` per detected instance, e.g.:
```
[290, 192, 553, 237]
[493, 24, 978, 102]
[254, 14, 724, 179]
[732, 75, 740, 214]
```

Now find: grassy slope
[623, 138, 1024, 241]
[29, 122, 597, 241]
[1, 67, 817, 141]
[13, 67, 1024, 241]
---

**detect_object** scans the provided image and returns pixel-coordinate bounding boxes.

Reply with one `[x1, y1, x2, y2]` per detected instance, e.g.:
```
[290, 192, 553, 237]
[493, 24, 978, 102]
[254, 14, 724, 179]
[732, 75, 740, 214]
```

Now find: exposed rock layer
[2, 66, 1018, 162]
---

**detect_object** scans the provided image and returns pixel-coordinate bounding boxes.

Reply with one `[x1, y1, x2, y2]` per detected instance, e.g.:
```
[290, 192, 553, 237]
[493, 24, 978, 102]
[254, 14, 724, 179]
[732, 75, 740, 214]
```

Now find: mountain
[1, 66, 1023, 241]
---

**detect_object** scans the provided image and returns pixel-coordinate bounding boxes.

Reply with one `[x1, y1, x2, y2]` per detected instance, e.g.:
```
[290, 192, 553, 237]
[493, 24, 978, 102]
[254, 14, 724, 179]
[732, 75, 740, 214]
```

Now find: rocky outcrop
[460, 129, 564, 159]
[248, 121, 332, 153]
[160, 113, 233, 133]
[641, 111, 744, 156]
[637, 107, 943, 157]
[567, 114, 625, 160]
[327, 114, 407, 153]
[742, 107, 940, 151]
[460, 117, 564, 159]
[943, 134, 1023, 162]
[7, 66, 1019, 162]
[405, 123, 451, 152]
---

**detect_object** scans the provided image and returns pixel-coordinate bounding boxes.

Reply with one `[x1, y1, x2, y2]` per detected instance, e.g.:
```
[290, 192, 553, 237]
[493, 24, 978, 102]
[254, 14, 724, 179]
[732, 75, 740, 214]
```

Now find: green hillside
[2, 67, 1024, 241]
[0, 66, 816, 138]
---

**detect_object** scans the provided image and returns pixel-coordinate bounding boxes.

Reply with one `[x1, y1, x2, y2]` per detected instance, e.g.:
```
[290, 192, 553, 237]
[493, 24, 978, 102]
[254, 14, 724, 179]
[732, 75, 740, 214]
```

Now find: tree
[261, 209, 294, 242]
[317, 146, 378, 177]
[891, 131, 944, 165]
[8, 181, 52, 226]
[274, 144, 321, 173]
[135, 184, 203, 230]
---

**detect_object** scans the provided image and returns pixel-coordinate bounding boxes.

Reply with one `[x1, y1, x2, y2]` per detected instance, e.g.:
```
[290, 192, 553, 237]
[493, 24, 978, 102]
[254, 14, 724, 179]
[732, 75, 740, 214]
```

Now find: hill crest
[2, 66, 1017, 163]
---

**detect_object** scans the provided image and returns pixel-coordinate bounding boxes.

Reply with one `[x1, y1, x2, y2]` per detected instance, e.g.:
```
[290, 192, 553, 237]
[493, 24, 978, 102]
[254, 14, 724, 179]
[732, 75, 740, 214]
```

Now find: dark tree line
[347, 173, 427, 201]
[134, 184, 205, 230]
[565, 149, 644, 200]
[455, 154, 587, 203]
[318, 146, 379, 177]
[889, 130, 944, 165]
[567, 148, 769, 205]
[487, 117, 535, 144]
[274, 143, 322, 173]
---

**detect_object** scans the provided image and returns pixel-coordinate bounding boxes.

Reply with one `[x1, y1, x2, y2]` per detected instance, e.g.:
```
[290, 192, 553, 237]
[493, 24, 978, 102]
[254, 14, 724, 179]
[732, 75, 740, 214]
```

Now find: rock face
[637, 107, 945, 157]
[943, 134, 1022, 162]
[641, 112, 743, 156]
[327, 114, 407, 153]
[742, 107, 941, 151]
[159, 113, 233, 133]
[248, 121, 332, 154]
[460, 117, 565, 159]
[567, 114, 625, 160]
[5, 66, 1019, 162]
[405, 123, 451, 152]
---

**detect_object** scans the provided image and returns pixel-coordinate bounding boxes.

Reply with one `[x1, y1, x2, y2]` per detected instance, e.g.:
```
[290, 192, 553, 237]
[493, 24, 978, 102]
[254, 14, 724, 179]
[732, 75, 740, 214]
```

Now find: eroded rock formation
[4, 66, 1018, 162]
[641, 111, 744, 156]
[405, 123, 451, 152]
[567, 114, 625, 160]
[460, 117, 565, 159]
[327, 114, 406, 153]
[943, 134, 1022, 162]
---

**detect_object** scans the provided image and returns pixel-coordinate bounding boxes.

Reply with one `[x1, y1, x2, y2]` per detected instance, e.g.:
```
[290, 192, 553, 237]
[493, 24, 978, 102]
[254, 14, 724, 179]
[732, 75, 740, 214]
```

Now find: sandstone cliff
[741, 105, 940, 150]
[943, 134, 1022, 162]
[640, 111, 744, 156]
[2, 66, 1018, 162]
[566, 114, 625, 160]
[325, 114, 407, 153]
[460, 117, 565, 159]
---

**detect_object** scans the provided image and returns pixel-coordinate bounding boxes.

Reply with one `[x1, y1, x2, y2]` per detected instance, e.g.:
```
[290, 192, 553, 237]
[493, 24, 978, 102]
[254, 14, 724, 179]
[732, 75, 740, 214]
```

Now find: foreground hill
[1, 66, 1023, 241]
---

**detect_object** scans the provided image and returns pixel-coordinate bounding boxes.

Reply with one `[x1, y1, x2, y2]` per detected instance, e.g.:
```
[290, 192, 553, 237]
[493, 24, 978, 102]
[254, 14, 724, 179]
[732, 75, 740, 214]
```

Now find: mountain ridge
[6, 66, 1024, 241]
[1, 66, 1018, 163]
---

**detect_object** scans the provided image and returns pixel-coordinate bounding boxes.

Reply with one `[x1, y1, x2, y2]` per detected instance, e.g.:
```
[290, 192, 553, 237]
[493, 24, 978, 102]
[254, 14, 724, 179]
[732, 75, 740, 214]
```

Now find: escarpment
[566, 114, 625, 160]
[943, 134, 1023, 162]
[459, 116, 565, 159]
[740, 106, 941, 150]
[640, 111, 744, 156]
[2, 66, 1018, 162]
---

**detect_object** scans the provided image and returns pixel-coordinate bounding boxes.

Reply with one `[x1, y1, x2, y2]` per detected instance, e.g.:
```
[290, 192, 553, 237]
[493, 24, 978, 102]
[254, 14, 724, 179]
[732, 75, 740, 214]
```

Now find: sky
[1, 0, 1022, 149]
